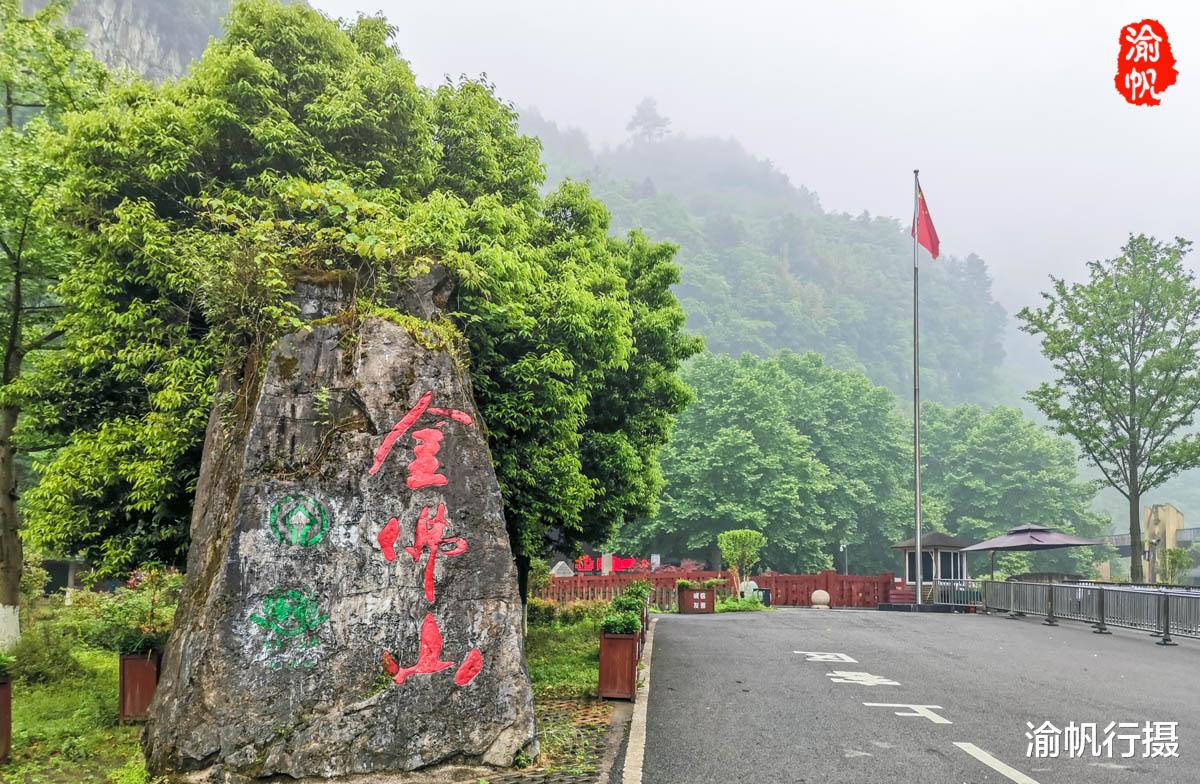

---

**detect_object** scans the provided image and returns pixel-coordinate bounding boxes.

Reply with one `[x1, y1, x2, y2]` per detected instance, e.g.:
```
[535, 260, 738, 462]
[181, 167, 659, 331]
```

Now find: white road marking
[863, 703, 952, 724]
[843, 749, 873, 758]
[1091, 762, 1132, 770]
[826, 671, 900, 686]
[871, 741, 897, 749]
[794, 651, 858, 663]
[954, 742, 1043, 784]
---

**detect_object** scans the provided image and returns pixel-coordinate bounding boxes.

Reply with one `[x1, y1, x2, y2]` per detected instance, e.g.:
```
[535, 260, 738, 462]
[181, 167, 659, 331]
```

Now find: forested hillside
[522, 109, 1007, 405]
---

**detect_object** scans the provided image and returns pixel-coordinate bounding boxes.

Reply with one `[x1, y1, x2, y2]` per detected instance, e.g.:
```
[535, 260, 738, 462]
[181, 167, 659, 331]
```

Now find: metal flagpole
[912, 170, 923, 608]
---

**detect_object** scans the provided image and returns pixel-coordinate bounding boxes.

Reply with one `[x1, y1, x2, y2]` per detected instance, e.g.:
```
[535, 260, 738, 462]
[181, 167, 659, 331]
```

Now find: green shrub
[702, 578, 727, 589]
[717, 596, 765, 613]
[0, 651, 14, 678]
[609, 595, 644, 615]
[557, 600, 610, 624]
[623, 580, 652, 600]
[53, 566, 183, 653]
[10, 625, 83, 684]
[600, 611, 642, 635]
[676, 579, 697, 589]
[526, 597, 558, 626]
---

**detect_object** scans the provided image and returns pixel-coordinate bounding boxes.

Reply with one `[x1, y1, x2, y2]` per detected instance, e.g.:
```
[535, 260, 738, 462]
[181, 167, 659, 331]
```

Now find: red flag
[912, 186, 940, 260]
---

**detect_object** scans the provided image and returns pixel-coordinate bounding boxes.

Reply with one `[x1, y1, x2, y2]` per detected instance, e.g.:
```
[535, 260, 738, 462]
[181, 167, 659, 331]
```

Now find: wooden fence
[536, 570, 896, 610]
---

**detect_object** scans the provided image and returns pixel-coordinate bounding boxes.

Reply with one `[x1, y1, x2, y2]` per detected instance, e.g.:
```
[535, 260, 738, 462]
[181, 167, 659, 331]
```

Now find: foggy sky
[311, 0, 1200, 313]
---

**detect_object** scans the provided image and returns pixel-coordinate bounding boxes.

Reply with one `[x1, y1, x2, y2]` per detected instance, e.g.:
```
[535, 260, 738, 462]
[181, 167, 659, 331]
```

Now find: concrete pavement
[641, 608, 1198, 783]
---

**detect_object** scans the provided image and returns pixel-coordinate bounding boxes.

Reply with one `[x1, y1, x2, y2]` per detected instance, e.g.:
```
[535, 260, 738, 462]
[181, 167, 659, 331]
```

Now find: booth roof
[890, 532, 974, 550]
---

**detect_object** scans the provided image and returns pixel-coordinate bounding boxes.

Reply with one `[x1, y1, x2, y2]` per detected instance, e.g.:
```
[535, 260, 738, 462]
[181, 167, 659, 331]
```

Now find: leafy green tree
[620, 353, 833, 571]
[1158, 547, 1192, 585]
[1019, 235, 1200, 581]
[21, 1, 694, 601]
[763, 351, 912, 573]
[717, 528, 767, 590]
[920, 403, 1109, 577]
[0, 0, 104, 645]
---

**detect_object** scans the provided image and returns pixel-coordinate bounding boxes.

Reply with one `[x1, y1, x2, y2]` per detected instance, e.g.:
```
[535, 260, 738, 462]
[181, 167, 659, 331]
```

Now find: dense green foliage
[522, 110, 1007, 406]
[15, 1, 695, 579]
[1020, 235, 1200, 581]
[0, 0, 107, 624]
[920, 403, 1111, 576]
[620, 351, 1104, 575]
[619, 352, 908, 572]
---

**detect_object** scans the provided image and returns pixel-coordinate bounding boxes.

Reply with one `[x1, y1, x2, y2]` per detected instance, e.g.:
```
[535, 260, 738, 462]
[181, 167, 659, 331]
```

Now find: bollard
[1093, 588, 1111, 635]
[1043, 585, 1058, 626]
[1157, 594, 1177, 647]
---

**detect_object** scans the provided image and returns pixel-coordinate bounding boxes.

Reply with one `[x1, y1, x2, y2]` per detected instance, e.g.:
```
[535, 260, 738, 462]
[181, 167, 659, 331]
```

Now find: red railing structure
[536, 570, 895, 610]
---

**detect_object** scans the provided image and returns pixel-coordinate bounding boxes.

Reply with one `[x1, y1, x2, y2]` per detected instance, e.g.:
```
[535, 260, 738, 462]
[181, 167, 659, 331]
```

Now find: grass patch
[3, 611, 601, 782]
[1, 648, 147, 784]
[532, 710, 604, 775]
[525, 617, 599, 700]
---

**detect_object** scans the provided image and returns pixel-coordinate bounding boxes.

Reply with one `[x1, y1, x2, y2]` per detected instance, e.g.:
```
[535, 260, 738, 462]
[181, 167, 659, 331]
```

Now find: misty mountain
[24, 0, 230, 80]
[523, 108, 1008, 406]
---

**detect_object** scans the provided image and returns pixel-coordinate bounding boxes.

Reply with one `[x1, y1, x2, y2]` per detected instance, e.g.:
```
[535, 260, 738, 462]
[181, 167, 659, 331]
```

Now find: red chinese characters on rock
[368, 390, 473, 482]
[376, 504, 468, 602]
[1115, 20, 1178, 106]
[380, 613, 482, 687]
[370, 391, 483, 689]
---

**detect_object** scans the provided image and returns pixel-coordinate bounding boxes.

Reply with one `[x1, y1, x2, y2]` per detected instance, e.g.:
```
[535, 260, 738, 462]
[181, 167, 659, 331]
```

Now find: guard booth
[890, 532, 972, 602]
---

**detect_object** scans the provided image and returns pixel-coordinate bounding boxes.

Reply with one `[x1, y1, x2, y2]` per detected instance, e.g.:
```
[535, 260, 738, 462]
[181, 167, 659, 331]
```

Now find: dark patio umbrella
[960, 524, 1105, 578]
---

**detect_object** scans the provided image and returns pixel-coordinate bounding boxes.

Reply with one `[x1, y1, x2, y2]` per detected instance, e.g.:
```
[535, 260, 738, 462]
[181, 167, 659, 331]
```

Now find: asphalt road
[642, 608, 1199, 784]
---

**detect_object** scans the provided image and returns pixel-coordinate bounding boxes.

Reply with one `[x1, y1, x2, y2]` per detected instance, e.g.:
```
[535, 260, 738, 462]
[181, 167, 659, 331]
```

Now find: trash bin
[754, 588, 772, 607]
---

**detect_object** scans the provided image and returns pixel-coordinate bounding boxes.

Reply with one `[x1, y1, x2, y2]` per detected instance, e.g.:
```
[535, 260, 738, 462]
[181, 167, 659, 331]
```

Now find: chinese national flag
[912, 186, 940, 260]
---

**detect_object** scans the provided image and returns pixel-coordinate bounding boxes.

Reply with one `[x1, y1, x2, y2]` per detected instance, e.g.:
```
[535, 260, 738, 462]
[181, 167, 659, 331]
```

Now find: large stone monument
[143, 268, 536, 779]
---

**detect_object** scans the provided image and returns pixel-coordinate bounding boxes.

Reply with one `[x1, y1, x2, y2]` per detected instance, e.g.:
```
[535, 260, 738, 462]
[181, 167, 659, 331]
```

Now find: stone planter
[677, 587, 714, 614]
[0, 675, 10, 764]
[598, 632, 638, 701]
[119, 651, 162, 722]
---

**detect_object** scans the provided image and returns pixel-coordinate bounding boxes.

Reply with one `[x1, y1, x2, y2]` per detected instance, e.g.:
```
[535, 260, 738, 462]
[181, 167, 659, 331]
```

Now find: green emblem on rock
[250, 587, 329, 640]
[249, 587, 329, 670]
[268, 495, 329, 547]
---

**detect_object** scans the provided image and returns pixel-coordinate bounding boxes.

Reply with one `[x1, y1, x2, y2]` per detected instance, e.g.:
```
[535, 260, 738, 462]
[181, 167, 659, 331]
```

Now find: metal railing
[930, 579, 985, 608]
[979, 580, 1200, 644]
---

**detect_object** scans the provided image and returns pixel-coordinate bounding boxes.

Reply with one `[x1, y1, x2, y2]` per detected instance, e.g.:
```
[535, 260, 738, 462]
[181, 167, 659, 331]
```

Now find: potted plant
[114, 567, 179, 722]
[610, 594, 646, 654]
[676, 579, 715, 614]
[0, 653, 12, 764]
[598, 610, 641, 700]
[622, 581, 653, 640]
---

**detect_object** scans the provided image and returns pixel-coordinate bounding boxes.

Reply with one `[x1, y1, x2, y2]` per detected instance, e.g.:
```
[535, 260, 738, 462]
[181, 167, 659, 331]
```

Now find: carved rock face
[143, 270, 535, 778]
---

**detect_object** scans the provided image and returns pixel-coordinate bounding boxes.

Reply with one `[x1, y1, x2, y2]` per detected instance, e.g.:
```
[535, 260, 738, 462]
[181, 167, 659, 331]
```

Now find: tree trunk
[0, 407, 20, 649]
[1128, 489, 1143, 583]
[0, 249, 21, 649]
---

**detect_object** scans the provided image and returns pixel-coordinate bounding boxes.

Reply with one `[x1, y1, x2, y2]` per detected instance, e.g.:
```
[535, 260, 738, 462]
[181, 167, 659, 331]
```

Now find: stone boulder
[143, 268, 536, 779]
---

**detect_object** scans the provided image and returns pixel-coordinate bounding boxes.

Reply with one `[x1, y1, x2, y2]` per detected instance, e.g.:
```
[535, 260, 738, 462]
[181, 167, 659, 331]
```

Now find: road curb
[620, 616, 656, 784]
